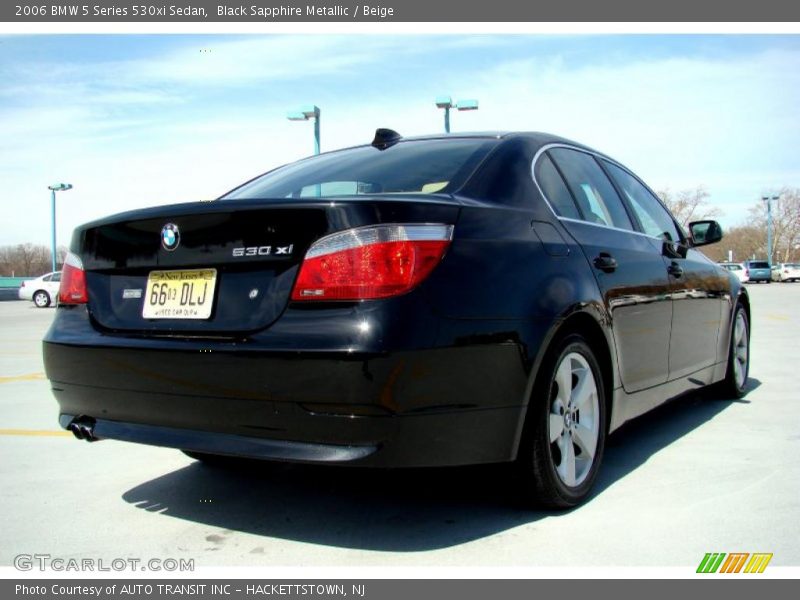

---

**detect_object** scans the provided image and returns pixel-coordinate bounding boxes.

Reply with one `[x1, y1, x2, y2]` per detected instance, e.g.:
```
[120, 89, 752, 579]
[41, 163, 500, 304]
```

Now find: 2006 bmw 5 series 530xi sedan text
[43, 129, 751, 507]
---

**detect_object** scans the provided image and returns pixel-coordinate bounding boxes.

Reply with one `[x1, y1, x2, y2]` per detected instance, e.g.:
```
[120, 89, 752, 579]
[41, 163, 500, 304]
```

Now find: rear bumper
[59, 414, 378, 463]
[55, 404, 522, 467]
[50, 378, 524, 468]
[44, 309, 530, 468]
[747, 272, 771, 282]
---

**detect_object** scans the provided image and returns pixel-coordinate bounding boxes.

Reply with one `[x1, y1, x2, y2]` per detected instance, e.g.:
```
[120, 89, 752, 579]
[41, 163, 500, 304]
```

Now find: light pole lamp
[762, 194, 779, 266]
[287, 105, 321, 155]
[435, 96, 479, 133]
[47, 183, 73, 273]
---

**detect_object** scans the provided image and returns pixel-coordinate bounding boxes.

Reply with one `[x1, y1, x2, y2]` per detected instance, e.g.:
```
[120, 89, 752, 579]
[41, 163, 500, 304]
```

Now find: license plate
[142, 269, 217, 320]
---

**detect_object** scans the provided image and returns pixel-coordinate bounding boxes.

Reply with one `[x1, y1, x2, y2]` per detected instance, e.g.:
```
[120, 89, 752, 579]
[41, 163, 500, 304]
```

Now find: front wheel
[516, 334, 607, 508]
[33, 291, 51, 308]
[715, 303, 750, 399]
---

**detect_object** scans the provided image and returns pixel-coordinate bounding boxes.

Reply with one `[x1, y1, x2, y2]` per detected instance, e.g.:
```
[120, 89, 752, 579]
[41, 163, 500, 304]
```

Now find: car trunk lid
[73, 197, 460, 335]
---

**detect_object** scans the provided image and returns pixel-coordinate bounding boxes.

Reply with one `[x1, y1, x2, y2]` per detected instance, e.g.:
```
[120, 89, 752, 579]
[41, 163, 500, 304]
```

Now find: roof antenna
[372, 128, 402, 150]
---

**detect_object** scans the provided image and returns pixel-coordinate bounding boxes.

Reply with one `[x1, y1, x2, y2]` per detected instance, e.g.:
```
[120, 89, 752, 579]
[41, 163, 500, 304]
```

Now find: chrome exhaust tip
[68, 422, 84, 440]
[68, 417, 97, 442]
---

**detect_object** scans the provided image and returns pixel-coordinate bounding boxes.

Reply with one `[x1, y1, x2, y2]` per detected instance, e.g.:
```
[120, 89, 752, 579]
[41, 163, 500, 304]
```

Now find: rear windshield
[223, 139, 497, 200]
[786, 263, 800, 268]
[749, 261, 769, 268]
[724, 264, 742, 270]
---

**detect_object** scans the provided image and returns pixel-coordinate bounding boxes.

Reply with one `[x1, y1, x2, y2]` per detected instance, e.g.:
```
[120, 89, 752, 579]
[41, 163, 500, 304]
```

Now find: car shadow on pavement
[121, 379, 760, 552]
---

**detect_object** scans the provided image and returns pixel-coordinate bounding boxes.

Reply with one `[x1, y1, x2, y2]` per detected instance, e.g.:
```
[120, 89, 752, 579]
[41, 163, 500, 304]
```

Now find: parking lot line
[0, 428, 71, 437]
[0, 372, 45, 384]
[764, 313, 791, 321]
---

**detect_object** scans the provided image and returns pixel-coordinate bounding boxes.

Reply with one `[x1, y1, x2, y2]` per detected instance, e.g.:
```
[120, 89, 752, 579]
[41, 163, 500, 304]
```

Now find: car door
[601, 160, 724, 380]
[543, 148, 672, 393]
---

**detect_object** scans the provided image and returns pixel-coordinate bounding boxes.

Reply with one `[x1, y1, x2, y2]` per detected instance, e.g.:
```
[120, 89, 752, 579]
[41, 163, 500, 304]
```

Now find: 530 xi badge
[232, 245, 294, 257]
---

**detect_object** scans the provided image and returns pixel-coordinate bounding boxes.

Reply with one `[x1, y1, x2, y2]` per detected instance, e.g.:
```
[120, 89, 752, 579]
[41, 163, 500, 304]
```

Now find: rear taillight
[291, 224, 453, 301]
[745, 269, 749, 277]
[59, 252, 88, 305]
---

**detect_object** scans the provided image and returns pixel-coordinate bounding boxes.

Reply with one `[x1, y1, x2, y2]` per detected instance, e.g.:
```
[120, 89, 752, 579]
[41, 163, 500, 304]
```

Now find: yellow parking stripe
[0, 429, 72, 437]
[0, 372, 45, 384]
[764, 314, 790, 321]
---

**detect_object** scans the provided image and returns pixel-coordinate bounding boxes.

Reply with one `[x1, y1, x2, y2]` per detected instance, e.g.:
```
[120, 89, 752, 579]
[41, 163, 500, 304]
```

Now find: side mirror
[688, 220, 723, 247]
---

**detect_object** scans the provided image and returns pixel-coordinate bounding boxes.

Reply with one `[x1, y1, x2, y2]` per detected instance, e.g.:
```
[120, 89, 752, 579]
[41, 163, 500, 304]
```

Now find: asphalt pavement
[0, 284, 797, 567]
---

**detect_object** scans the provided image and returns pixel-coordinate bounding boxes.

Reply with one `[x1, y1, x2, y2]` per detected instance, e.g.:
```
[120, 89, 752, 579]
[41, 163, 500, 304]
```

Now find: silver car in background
[772, 263, 800, 282]
[719, 262, 749, 283]
[18, 272, 62, 307]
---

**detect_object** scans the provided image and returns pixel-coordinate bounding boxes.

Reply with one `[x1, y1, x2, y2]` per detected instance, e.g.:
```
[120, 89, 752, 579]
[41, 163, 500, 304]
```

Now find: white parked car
[719, 262, 749, 283]
[772, 263, 800, 282]
[18, 271, 62, 307]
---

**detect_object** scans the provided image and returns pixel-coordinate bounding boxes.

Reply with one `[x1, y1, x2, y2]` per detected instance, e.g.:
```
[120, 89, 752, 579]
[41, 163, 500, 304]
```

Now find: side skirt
[609, 361, 726, 432]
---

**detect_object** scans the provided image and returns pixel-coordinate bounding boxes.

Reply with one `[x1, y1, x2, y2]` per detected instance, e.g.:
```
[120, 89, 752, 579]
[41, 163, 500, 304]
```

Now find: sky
[1, 34, 799, 247]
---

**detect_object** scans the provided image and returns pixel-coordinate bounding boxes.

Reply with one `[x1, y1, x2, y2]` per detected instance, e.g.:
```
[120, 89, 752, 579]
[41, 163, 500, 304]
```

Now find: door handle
[593, 253, 618, 273]
[667, 261, 684, 278]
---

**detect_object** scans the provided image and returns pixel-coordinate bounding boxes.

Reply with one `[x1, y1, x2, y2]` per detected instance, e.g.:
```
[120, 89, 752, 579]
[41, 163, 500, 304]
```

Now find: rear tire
[515, 334, 607, 508]
[33, 290, 50, 308]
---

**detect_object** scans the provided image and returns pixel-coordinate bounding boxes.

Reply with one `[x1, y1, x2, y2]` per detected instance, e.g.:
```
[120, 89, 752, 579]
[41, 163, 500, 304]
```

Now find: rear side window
[51, 273, 61, 282]
[548, 148, 634, 231]
[602, 161, 682, 243]
[534, 153, 581, 219]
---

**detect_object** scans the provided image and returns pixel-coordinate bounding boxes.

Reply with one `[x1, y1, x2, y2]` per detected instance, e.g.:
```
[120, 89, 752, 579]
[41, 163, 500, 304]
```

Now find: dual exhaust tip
[68, 417, 98, 442]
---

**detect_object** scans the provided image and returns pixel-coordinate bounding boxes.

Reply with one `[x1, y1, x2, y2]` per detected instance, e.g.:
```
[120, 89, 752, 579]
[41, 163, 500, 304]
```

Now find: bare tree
[657, 186, 721, 228]
[0, 244, 68, 276]
[696, 188, 800, 264]
[747, 188, 800, 263]
[700, 225, 767, 263]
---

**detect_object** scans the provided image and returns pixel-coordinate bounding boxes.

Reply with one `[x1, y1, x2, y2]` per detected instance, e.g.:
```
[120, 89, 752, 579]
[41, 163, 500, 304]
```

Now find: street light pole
[287, 105, 321, 155]
[287, 105, 321, 196]
[47, 183, 73, 273]
[313, 110, 320, 156]
[762, 194, 779, 266]
[435, 96, 478, 133]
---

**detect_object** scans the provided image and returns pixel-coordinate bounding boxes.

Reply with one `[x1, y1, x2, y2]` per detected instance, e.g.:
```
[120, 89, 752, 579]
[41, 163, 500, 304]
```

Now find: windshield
[222, 138, 497, 200]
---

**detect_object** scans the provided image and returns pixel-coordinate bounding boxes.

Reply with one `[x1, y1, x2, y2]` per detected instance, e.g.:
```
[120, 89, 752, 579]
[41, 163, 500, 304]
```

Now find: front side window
[602, 161, 682, 243]
[223, 139, 497, 200]
[548, 148, 633, 230]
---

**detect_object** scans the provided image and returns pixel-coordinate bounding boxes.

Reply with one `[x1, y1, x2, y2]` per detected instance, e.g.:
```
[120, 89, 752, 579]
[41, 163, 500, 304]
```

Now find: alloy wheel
[733, 311, 749, 389]
[548, 352, 600, 487]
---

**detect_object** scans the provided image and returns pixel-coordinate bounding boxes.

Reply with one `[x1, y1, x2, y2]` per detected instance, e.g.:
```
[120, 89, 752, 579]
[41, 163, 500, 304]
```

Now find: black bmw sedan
[43, 130, 750, 507]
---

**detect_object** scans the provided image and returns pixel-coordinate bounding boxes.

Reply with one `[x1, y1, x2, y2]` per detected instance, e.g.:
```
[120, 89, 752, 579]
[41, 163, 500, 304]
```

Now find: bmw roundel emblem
[161, 223, 180, 251]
